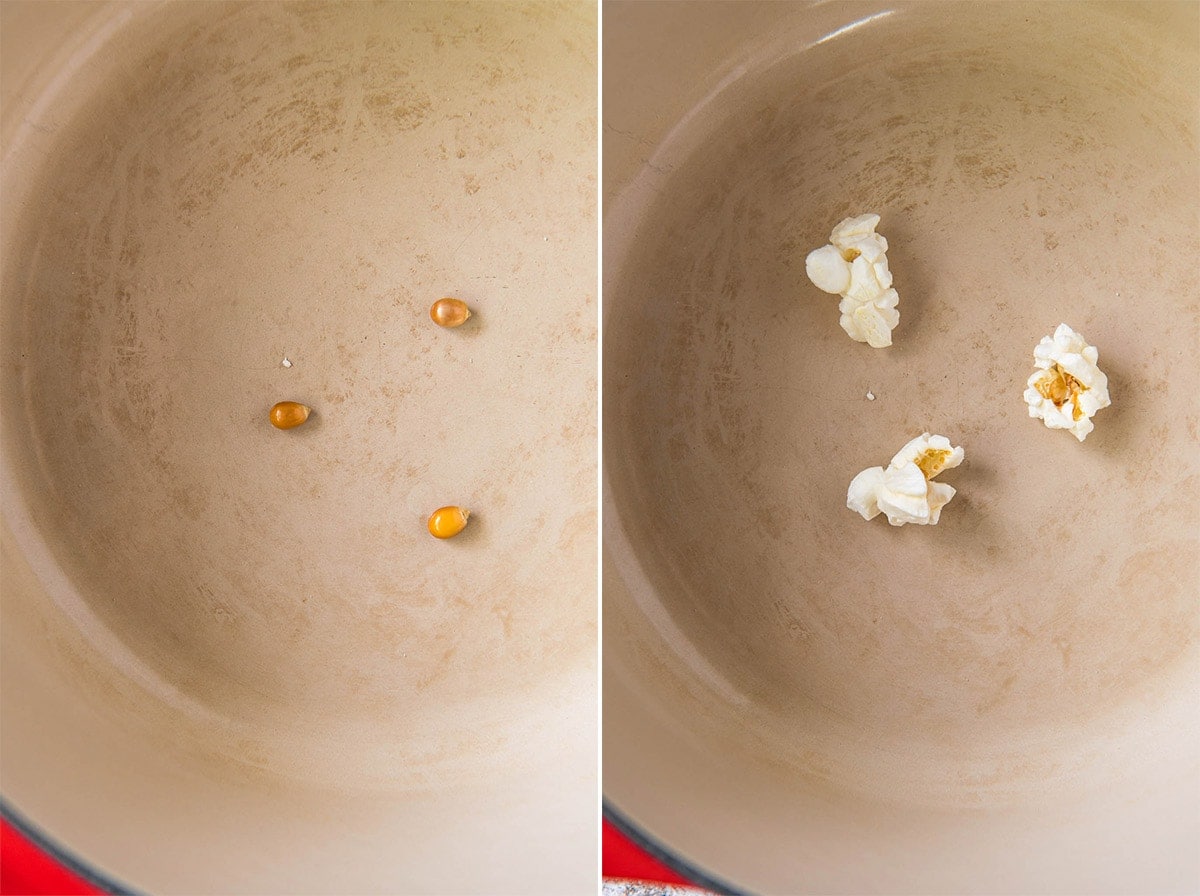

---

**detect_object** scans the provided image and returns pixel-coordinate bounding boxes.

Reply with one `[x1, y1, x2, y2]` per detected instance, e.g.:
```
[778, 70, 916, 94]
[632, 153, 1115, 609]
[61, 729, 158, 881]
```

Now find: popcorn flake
[1023, 323, 1110, 442]
[847, 433, 964, 527]
[805, 213, 899, 348]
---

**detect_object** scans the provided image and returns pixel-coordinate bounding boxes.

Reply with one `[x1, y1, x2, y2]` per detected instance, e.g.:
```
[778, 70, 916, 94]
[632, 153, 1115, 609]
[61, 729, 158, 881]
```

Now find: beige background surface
[604, 2, 1199, 892]
[1, 2, 597, 893]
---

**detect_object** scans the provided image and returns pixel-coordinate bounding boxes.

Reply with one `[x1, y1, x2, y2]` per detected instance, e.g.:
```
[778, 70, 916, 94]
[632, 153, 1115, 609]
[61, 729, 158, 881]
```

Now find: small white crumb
[281, 357, 292, 368]
[1023, 323, 1110, 442]
[543, 236, 548, 241]
[866, 390, 875, 401]
[804, 213, 899, 348]
[847, 433, 964, 527]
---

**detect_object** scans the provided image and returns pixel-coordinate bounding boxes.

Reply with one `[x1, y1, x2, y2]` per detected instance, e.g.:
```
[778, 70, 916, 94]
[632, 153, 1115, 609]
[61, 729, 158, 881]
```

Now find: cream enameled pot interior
[1, 2, 596, 893]
[604, 2, 1199, 893]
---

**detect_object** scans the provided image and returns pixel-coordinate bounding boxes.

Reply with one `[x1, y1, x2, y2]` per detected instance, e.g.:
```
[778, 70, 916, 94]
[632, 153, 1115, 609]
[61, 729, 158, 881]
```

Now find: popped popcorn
[847, 433, 964, 527]
[1023, 323, 1111, 442]
[805, 213, 899, 348]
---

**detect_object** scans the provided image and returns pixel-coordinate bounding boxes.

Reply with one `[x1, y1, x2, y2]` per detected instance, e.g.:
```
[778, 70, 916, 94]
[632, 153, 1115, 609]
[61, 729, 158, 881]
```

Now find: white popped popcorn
[847, 433, 964, 527]
[805, 244, 851, 294]
[1023, 323, 1111, 442]
[805, 213, 899, 348]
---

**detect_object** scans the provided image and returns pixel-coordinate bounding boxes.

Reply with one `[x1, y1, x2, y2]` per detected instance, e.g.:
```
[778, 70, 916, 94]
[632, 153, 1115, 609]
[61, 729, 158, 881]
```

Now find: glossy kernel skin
[269, 401, 311, 429]
[428, 506, 470, 539]
[430, 298, 471, 328]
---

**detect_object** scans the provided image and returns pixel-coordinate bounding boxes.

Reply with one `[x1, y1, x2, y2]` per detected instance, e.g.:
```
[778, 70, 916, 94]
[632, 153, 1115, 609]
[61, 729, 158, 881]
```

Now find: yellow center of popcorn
[914, 448, 953, 480]
[841, 247, 861, 262]
[1034, 364, 1087, 421]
